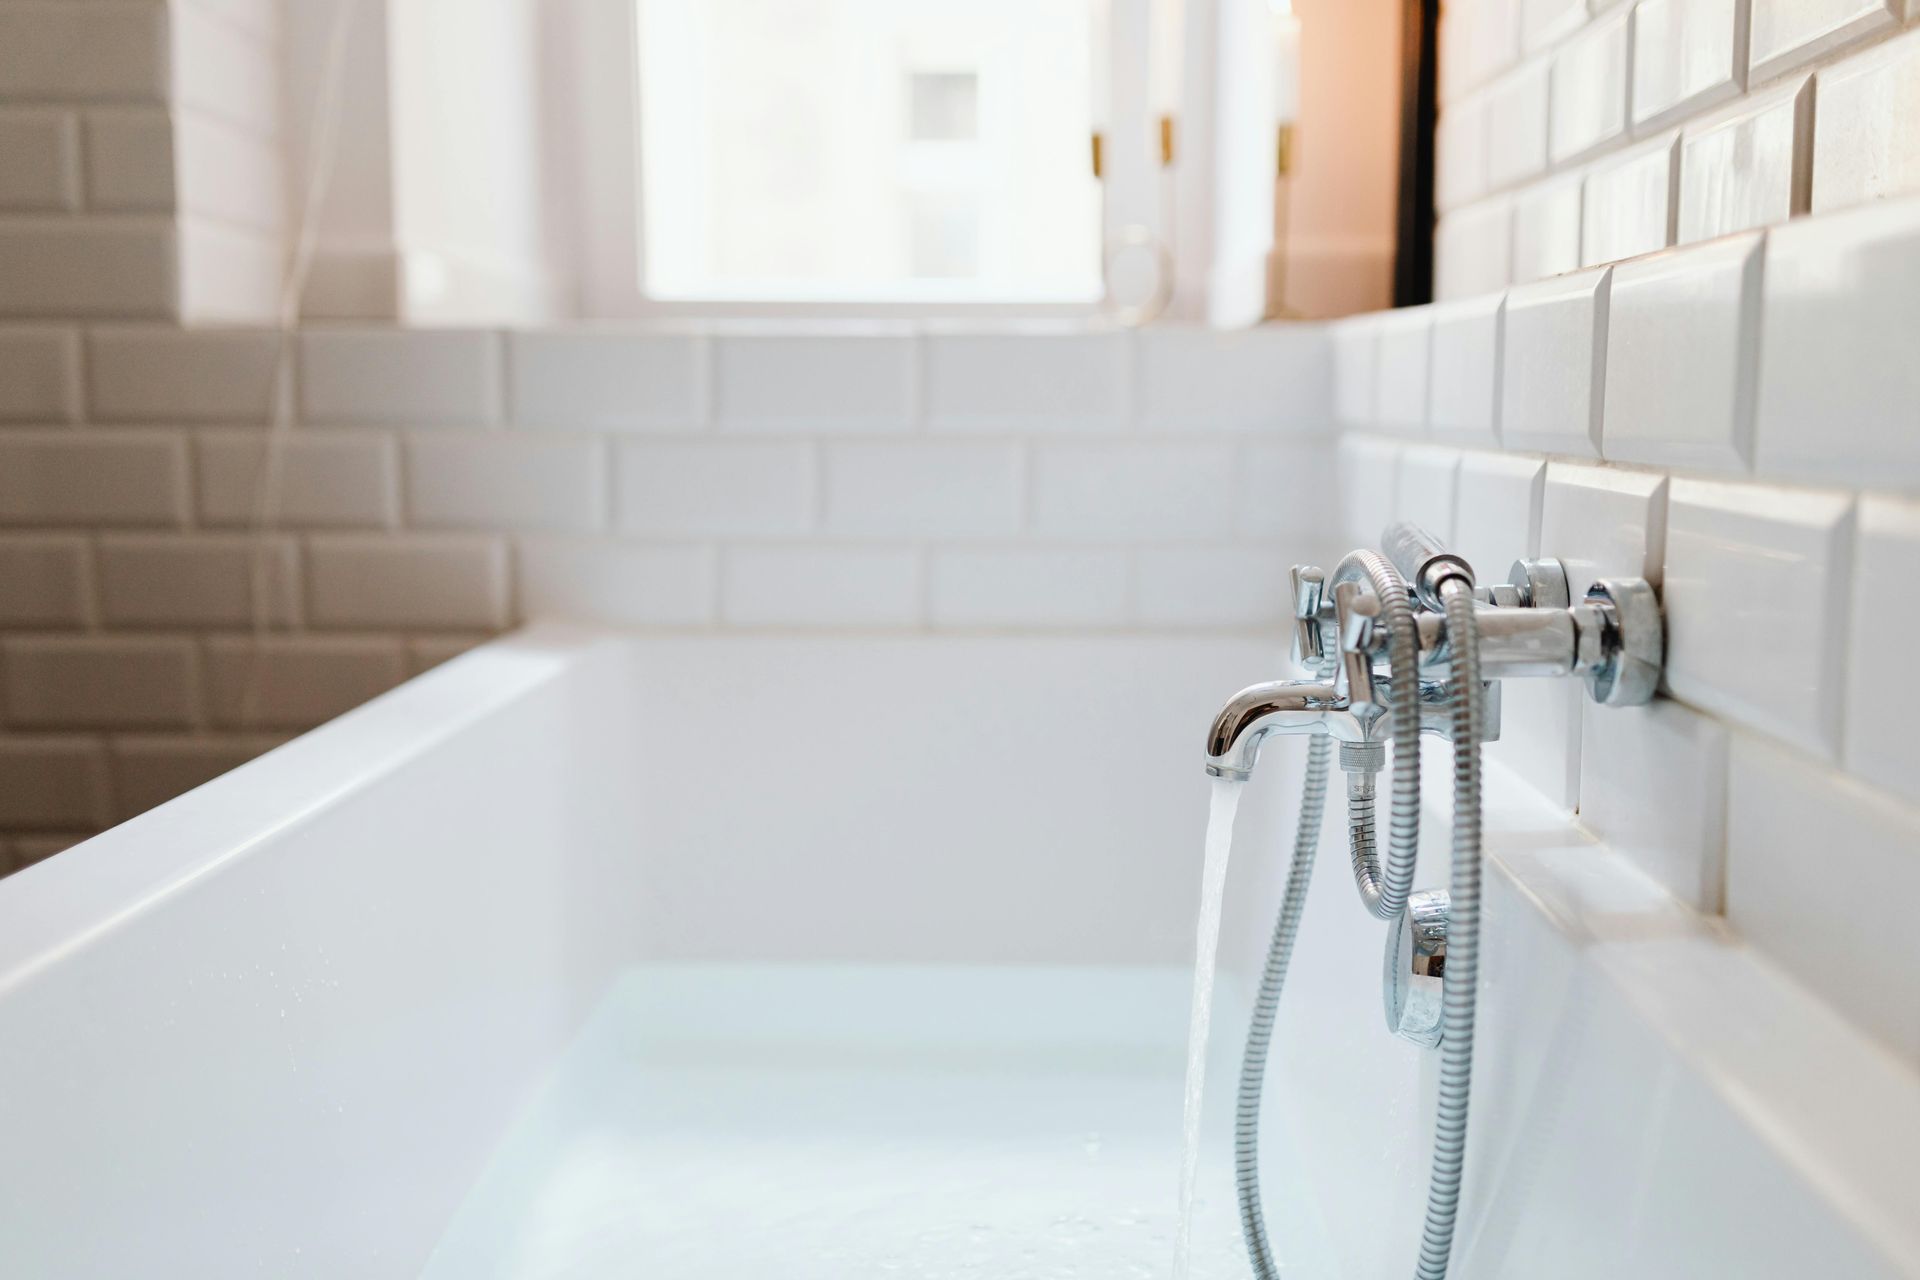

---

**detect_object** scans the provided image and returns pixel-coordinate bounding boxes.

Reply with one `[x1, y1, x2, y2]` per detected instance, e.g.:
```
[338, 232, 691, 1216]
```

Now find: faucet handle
[1290, 565, 1327, 664]
[1332, 580, 1381, 709]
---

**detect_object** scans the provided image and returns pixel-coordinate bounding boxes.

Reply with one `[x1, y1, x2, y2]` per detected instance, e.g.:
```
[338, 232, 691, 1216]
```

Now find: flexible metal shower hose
[1234, 578, 1485, 1280]
[1231, 717, 1332, 1277]
[1413, 582, 1484, 1279]
[1331, 551, 1421, 920]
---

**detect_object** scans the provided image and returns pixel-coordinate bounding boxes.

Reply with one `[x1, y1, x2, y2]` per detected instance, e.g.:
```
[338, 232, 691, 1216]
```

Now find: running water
[1172, 776, 1246, 1279]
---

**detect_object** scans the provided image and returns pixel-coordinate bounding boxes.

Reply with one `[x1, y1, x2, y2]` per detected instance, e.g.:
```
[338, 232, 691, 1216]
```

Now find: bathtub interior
[1, 626, 1916, 1279]
[0, 627, 1286, 1277]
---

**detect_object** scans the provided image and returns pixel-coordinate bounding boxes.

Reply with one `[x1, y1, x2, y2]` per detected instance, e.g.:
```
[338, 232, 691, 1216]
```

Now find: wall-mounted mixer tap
[1205, 551, 1661, 780]
[1207, 522, 1667, 1280]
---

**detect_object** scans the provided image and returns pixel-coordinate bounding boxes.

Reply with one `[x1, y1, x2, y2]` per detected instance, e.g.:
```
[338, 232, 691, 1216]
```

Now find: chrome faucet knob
[1508, 557, 1571, 610]
[1584, 578, 1663, 706]
[1332, 580, 1380, 710]
[1290, 565, 1327, 664]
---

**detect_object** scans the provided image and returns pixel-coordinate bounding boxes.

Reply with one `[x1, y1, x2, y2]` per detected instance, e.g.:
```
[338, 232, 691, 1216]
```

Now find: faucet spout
[1205, 679, 1356, 781]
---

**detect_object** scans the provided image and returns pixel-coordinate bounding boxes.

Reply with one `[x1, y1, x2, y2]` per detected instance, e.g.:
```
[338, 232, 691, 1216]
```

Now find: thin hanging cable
[239, 0, 363, 727]
[1413, 580, 1484, 1280]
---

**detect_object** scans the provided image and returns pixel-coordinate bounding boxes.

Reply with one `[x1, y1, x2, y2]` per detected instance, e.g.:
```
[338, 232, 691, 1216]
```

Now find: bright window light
[635, 0, 1102, 303]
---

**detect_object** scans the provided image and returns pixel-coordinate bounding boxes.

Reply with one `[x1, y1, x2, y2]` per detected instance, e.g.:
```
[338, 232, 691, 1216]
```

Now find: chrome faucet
[1203, 539, 1660, 780]
[1210, 521, 1667, 1280]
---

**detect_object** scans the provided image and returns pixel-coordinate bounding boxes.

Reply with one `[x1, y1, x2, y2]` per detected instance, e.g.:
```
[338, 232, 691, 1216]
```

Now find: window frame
[564, 0, 1186, 321]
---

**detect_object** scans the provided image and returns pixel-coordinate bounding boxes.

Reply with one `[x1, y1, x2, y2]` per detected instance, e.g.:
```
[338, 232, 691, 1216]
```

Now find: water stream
[1171, 776, 1246, 1279]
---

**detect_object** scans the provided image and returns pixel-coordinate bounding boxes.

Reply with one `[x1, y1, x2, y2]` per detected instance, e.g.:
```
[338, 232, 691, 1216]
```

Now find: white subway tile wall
[1438, 0, 1920, 297]
[0, 323, 1332, 849]
[1345, 0, 1920, 1054]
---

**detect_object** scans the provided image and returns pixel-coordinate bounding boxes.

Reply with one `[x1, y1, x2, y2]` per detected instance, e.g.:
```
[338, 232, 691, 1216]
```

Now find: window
[629, 0, 1103, 308]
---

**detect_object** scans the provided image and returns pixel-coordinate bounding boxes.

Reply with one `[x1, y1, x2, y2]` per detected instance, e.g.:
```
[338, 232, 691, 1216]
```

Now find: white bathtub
[0, 626, 1915, 1277]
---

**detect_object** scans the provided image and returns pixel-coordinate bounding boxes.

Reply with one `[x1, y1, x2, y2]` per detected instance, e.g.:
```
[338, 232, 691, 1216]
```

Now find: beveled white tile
[1486, 59, 1551, 190]
[1332, 316, 1379, 429]
[1452, 452, 1544, 581]
[1395, 444, 1462, 544]
[1677, 77, 1813, 245]
[1133, 547, 1292, 627]
[823, 441, 1022, 538]
[0, 219, 176, 318]
[202, 636, 406, 731]
[922, 331, 1127, 431]
[0, 737, 110, 829]
[1373, 307, 1433, 435]
[174, 111, 280, 231]
[176, 219, 278, 324]
[1339, 434, 1402, 549]
[1029, 443, 1236, 541]
[722, 547, 921, 627]
[712, 331, 913, 431]
[1755, 195, 1920, 491]
[1500, 267, 1611, 457]
[1523, 0, 1589, 51]
[1490, 678, 1584, 810]
[615, 440, 814, 537]
[1549, 10, 1632, 165]
[0, 535, 90, 628]
[0, 430, 188, 527]
[299, 329, 501, 427]
[0, 109, 79, 211]
[1511, 171, 1585, 283]
[507, 331, 703, 431]
[84, 108, 174, 211]
[305, 535, 510, 631]
[106, 735, 277, 821]
[1447, 0, 1523, 91]
[0, 5, 169, 102]
[404, 434, 607, 533]
[171, 0, 277, 133]
[1438, 91, 1492, 211]
[88, 326, 280, 422]
[1434, 197, 1515, 300]
[1233, 440, 1335, 540]
[1580, 698, 1730, 913]
[1727, 732, 1920, 1064]
[1843, 496, 1920, 809]
[97, 533, 298, 628]
[1632, 0, 1746, 131]
[516, 540, 716, 627]
[1582, 133, 1680, 267]
[1663, 478, 1853, 755]
[1428, 295, 1503, 448]
[928, 549, 1129, 628]
[0, 326, 79, 422]
[2, 636, 199, 730]
[1602, 232, 1762, 471]
[195, 431, 399, 529]
[1812, 27, 1920, 214]
[1749, 0, 1899, 82]
[1135, 327, 1331, 433]
[1539, 462, 1670, 596]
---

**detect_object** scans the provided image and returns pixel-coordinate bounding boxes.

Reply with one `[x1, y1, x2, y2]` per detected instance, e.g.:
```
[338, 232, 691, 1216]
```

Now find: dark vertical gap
[1392, 0, 1440, 307]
